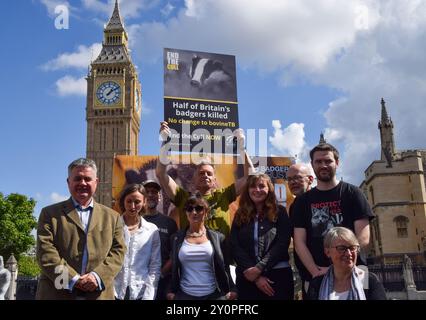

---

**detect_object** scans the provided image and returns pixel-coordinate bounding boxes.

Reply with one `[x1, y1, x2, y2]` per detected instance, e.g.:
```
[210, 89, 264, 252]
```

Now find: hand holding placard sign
[159, 121, 171, 142]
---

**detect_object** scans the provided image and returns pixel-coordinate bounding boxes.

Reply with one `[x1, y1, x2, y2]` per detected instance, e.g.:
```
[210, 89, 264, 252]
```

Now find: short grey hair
[324, 227, 359, 248]
[68, 158, 97, 177]
[196, 159, 215, 171]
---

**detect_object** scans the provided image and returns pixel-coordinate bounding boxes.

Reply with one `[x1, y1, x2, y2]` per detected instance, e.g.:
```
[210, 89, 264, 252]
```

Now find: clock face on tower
[96, 81, 121, 105]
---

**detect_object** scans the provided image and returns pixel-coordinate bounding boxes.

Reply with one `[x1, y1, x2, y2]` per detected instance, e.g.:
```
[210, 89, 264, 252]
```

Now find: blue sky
[1, 0, 425, 219]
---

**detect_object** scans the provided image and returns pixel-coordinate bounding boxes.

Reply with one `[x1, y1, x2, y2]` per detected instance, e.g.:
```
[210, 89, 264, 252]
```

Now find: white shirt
[114, 217, 161, 300]
[329, 290, 349, 300]
[71, 198, 93, 274]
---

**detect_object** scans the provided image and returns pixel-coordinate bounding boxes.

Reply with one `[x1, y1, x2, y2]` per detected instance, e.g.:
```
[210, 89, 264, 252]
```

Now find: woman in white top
[114, 184, 161, 300]
[167, 193, 237, 300]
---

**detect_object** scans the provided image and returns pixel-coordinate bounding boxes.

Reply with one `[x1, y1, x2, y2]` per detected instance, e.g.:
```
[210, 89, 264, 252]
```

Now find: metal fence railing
[368, 264, 426, 292]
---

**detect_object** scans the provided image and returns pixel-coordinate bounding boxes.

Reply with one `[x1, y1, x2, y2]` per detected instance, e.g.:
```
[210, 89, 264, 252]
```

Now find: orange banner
[112, 155, 295, 216]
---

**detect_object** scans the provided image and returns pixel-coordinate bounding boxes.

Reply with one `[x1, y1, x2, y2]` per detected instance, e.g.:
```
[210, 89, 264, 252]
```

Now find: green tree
[0, 193, 37, 260]
[18, 255, 41, 277]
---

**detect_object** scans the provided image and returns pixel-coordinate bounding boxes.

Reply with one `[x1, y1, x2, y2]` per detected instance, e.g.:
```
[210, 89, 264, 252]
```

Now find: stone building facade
[86, 0, 141, 207]
[361, 99, 426, 265]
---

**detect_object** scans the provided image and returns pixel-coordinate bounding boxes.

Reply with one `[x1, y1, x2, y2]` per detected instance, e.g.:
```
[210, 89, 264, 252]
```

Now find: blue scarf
[318, 266, 366, 300]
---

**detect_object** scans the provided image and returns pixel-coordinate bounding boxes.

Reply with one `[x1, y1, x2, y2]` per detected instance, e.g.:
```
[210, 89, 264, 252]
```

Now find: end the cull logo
[55, 5, 69, 30]
[167, 51, 180, 71]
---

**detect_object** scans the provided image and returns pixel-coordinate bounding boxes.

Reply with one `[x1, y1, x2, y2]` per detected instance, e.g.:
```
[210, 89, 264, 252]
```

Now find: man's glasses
[287, 175, 308, 183]
[185, 205, 204, 213]
[333, 245, 360, 254]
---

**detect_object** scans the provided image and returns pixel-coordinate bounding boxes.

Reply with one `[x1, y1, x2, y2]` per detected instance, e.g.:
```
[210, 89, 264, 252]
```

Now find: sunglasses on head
[185, 205, 204, 213]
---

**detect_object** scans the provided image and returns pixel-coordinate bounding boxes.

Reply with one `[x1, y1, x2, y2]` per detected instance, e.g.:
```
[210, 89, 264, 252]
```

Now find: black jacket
[168, 227, 236, 294]
[231, 205, 292, 276]
[306, 272, 387, 300]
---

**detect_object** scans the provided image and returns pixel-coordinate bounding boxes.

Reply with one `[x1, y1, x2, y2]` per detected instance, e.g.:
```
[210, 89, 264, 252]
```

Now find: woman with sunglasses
[166, 193, 237, 300]
[114, 184, 161, 300]
[306, 227, 386, 300]
[231, 173, 293, 300]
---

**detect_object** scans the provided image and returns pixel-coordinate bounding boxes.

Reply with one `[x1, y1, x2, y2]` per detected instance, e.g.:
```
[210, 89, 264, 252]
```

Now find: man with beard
[293, 144, 374, 290]
[156, 121, 254, 238]
[142, 180, 177, 300]
[287, 163, 314, 299]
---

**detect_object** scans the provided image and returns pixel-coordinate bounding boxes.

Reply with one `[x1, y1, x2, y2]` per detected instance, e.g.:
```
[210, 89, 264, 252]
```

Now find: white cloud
[50, 192, 68, 203]
[82, 0, 160, 19]
[42, 43, 102, 71]
[40, 0, 72, 17]
[55, 76, 86, 96]
[142, 106, 152, 115]
[128, 0, 379, 71]
[81, 0, 110, 15]
[310, 1, 426, 184]
[43, 43, 100, 97]
[269, 120, 308, 161]
[161, 2, 175, 17]
[127, 0, 425, 185]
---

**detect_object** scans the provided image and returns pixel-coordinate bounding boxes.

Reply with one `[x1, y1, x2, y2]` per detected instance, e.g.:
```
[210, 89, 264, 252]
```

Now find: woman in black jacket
[167, 193, 237, 300]
[231, 173, 293, 300]
[306, 227, 386, 300]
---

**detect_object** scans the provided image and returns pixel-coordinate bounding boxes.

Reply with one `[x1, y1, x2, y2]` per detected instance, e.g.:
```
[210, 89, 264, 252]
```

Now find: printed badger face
[311, 207, 334, 237]
[189, 55, 229, 87]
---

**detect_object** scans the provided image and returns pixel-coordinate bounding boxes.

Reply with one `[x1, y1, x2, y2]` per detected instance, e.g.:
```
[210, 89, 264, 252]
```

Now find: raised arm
[156, 121, 179, 202]
[234, 128, 255, 196]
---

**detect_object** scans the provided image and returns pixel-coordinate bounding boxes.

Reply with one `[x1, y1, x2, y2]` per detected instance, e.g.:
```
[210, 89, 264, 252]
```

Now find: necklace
[186, 229, 206, 238]
[128, 222, 139, 229]
[126, 218, 140, 231]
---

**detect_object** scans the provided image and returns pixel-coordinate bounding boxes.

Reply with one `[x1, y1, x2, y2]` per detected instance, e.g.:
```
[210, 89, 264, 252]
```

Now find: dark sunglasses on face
[185, 205, 204, 213]
[333, 245, 360, 254]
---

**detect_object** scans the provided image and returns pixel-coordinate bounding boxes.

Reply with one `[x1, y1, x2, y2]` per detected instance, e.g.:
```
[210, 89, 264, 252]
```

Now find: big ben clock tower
[86, 0, 141, 207]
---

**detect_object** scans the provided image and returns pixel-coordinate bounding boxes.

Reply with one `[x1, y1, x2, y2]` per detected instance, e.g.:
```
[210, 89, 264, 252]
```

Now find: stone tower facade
[378, 98, 396, 166]
[361, 99, 426, 265]
[86, 0, 141, 207]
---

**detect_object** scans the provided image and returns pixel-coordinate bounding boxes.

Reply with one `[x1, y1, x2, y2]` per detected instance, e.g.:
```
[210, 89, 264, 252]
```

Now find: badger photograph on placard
[163, 48, 239, 153]
[164, 48, 237, 102]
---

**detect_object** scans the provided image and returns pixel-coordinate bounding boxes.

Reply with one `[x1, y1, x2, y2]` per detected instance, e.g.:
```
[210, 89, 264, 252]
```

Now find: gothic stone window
[393, 216, 409, 238]
[369, 186, 375, 205]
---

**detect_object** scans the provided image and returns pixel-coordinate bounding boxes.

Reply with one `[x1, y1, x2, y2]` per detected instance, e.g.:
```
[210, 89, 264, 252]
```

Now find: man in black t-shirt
[293, 143, 374, 289]
[142, 180, 178, 300]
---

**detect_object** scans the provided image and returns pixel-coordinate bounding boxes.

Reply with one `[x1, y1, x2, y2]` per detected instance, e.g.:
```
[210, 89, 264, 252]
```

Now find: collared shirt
[114, 217, 161, 300]
[71, 197, 94, 274]
[73, 198, 93, 233]
[69, 198, 103, 292]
